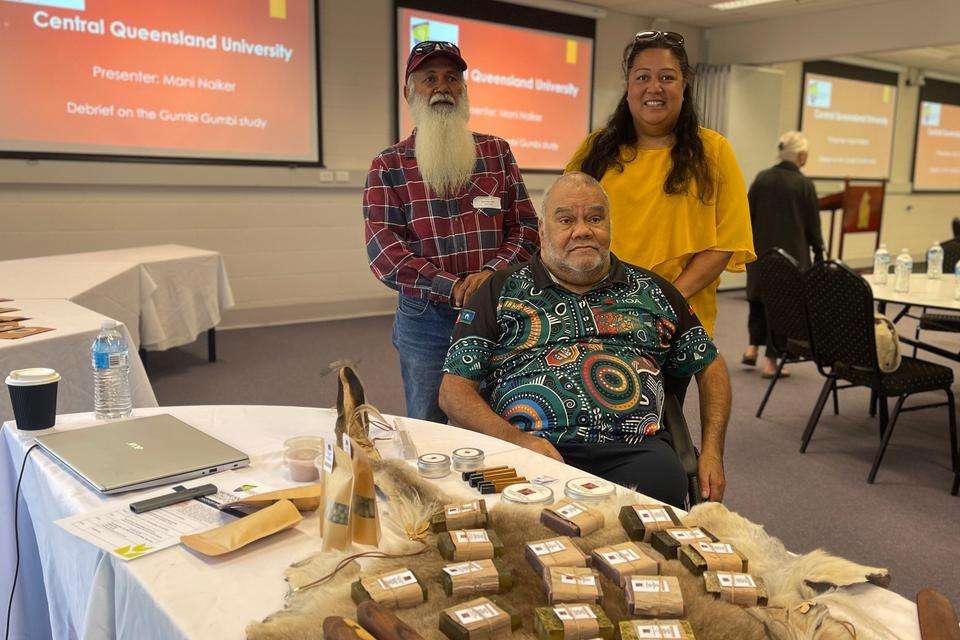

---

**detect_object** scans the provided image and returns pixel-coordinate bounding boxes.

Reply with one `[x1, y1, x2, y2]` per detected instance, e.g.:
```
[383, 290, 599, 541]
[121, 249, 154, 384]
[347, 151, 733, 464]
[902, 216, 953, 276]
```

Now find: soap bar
[441, 558, 513, 597]
[619, 504, 683, 542]
[650, 527, 718, 560]
[439, 596, 521, 640]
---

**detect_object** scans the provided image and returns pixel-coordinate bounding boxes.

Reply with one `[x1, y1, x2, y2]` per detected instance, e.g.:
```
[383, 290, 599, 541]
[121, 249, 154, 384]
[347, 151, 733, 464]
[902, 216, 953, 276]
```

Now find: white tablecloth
[870, 273, 960, 311]
[0, 300, 156, 422]
[0, 245, 235, 350]
[0, 406, 922, 640]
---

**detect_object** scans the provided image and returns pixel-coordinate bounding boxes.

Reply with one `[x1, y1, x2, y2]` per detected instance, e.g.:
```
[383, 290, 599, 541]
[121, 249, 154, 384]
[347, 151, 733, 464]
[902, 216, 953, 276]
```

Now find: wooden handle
[323, 617, 378, 640]
[357, 600, 425, 640]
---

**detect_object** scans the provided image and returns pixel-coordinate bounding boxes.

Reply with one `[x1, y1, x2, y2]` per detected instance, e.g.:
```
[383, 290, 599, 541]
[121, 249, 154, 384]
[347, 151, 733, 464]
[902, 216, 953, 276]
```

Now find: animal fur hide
[246, 461, 898, 640]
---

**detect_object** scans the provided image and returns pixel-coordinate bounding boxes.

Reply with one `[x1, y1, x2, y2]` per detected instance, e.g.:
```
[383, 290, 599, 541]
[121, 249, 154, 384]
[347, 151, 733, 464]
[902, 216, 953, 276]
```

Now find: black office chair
[661, 390, 702, 508]
[753, 248, 834, 418]
[800, 261, 959, 494]
[910, 238, 960, 356]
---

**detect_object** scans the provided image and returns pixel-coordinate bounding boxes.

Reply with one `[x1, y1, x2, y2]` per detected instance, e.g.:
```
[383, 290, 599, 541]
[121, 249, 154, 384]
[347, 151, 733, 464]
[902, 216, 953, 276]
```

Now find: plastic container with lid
[417, 453, 451, 479]
[283, 447, 321, 482]
[451, 447, 485, 472]
[501, 482, 554, 505]
[283, 435, 325, 452]
[564, 476, 616, 505]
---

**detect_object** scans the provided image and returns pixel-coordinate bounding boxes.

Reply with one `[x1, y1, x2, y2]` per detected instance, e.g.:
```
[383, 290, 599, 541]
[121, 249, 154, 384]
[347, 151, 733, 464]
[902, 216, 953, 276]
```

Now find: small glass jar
[451, 447, 485, 472]
[501, 482, 554, 505]
[564, 476, 616, 505]
[417, 453, 451, 479]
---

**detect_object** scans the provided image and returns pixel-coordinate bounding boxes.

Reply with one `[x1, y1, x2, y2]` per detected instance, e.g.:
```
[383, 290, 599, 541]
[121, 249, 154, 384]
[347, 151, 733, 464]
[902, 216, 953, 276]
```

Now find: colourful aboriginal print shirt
[442, 253, 717, 444]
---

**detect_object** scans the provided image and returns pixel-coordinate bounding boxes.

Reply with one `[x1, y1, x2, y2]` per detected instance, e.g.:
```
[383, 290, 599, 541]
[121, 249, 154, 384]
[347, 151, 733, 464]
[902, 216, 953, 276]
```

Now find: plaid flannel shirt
[363, 131, 539, 304]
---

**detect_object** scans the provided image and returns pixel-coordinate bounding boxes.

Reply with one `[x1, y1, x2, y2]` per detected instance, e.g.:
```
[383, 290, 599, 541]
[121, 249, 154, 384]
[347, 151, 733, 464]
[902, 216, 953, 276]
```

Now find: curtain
[693, 63, 731, 135]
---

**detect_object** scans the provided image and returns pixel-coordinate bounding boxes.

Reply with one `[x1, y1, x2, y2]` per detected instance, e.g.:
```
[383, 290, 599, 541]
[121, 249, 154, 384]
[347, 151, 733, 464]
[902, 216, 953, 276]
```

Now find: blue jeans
[392, 294, 459, 423]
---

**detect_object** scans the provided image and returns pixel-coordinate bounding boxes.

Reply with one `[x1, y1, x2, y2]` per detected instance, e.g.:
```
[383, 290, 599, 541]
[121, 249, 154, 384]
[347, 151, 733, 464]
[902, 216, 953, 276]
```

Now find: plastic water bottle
[927, 242, 944, 279]
[894, 248, 913, 293]
[873, 244, 891, 285]
[954, 263, 960, 301]
[91, 320, 132, 420]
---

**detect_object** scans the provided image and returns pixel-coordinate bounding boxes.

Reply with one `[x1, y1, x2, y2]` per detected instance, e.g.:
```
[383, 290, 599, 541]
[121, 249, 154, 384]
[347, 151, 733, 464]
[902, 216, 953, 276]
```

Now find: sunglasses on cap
[408, 40, 461, 61]
[633, 31, 685, 47]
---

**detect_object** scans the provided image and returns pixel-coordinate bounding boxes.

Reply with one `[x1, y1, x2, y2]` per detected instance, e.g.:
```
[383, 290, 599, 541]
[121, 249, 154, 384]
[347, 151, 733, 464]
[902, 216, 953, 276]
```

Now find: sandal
[741, 354, 757, 366]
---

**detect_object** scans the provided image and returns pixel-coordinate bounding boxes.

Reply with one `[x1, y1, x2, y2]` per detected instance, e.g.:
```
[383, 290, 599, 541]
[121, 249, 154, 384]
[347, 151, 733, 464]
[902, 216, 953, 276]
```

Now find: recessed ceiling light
[710, 0, 788, 10]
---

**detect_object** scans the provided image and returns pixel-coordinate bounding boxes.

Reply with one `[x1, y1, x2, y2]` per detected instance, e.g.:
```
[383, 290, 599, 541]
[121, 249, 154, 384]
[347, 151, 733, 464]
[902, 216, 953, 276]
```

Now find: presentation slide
[914, 101, 960, 190]
[0, 0, 319, 163]
[396, 7, 593, 170]
[800, 73, 896, 179]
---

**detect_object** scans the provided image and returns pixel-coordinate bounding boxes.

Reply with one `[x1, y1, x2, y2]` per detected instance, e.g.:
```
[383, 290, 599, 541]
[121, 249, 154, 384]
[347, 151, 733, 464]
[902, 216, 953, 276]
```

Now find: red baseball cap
[405, 41, 467, 81]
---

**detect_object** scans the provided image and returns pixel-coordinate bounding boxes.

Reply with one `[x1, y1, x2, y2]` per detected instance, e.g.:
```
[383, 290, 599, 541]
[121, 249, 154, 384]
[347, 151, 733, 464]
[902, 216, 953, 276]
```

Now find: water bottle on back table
[894, 249, 912, 294]
[873, 244, 890, 285]
[91, 319, 132, 420]
[927, 242, 944, 279]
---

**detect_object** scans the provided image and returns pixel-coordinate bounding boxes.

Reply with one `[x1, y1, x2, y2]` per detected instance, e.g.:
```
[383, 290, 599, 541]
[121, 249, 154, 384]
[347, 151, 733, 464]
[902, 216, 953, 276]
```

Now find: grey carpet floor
[147, 291, 960, 607]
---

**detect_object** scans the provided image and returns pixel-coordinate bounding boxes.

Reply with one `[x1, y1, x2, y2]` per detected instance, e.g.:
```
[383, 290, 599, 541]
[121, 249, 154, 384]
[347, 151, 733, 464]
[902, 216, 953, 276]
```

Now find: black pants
[747, 301, 780, 359]
[555, 431, 688, 509]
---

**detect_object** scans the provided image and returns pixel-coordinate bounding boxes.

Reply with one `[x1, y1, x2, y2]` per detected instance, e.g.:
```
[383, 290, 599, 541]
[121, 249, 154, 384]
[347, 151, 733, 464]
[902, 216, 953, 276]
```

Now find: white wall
[772, 61, 960, 262]
[0, 1, 702, 328]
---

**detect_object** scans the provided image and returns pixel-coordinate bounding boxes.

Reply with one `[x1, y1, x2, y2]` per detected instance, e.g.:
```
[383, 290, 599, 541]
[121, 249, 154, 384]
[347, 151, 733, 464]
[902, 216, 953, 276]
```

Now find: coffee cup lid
[6, 368, 61, 386]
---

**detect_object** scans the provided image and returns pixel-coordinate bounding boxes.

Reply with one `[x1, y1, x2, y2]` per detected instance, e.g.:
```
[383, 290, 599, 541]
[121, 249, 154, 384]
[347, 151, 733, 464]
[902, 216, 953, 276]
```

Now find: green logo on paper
[113, 543, 151, 560]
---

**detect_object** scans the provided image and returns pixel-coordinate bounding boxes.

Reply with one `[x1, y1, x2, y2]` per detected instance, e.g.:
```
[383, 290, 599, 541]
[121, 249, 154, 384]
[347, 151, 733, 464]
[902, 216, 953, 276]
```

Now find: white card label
[556, 502, 586, 519]
[697, 542, 734, 554]
[454, 529, 489, 544]
[559, 573, 596, 586]
[635, 507, 672, 524]
[717, 572, 756, 588]
[446, 502, 477, 516]
[323, 442, 335, 473]
[378, 570, 416, 590]
[669, 528, 707, 542]
[473, 195, 502, 210]
[554, 605, 596, 621]
[633, 623, 682, 639]
[454, 603, 500, 625]
[532, 475, 557, 485]
[341, 434, 353, 457]
[443, 561, 484, 576]
[631, 577, 668, 593]
[530, 539, 567, 556]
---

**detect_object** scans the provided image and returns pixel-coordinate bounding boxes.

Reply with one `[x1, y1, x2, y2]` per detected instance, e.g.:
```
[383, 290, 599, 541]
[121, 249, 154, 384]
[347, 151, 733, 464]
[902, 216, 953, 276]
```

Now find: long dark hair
[579, 38, 714, 204]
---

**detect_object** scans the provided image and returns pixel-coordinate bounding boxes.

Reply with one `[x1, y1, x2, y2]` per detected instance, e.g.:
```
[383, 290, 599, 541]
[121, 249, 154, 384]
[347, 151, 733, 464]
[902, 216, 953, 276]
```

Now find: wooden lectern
[818, 179, 885, 260]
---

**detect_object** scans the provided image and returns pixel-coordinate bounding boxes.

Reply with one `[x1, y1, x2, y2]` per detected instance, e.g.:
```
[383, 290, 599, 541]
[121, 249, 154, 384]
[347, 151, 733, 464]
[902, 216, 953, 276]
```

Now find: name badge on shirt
[473, 195, 501, 210]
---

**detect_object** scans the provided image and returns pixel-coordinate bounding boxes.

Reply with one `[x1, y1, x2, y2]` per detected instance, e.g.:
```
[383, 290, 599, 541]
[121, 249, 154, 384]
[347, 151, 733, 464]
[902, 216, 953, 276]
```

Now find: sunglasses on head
[409, 40, 461, 60]
[634, 31, 685, 47]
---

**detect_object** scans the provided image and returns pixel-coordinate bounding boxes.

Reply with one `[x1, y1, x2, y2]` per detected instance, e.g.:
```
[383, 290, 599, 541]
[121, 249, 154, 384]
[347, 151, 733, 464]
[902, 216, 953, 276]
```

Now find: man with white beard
[363, 41, 539, 423]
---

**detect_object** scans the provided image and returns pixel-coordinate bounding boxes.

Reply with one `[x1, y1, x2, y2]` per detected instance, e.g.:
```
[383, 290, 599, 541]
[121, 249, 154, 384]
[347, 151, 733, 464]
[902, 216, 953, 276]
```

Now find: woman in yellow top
[566, 31, 754, 337]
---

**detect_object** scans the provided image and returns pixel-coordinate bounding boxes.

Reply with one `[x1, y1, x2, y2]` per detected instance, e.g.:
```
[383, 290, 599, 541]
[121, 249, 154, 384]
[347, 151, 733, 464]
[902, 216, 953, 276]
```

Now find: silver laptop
[35, 414, 250, 494]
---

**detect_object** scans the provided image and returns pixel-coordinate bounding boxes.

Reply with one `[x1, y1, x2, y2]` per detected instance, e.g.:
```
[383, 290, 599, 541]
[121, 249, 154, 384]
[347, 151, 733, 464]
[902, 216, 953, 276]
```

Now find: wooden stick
[468, 469, 518, 487]
[357, 600, 426, 640]
[323, 617, 378, 640]
[462, 465, 509, 481]
[479, 476, 526, 494]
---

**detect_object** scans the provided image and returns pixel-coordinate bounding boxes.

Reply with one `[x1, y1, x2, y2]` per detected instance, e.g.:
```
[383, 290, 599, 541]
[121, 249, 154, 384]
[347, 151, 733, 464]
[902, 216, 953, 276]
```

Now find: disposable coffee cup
[6, 368, 60, 430]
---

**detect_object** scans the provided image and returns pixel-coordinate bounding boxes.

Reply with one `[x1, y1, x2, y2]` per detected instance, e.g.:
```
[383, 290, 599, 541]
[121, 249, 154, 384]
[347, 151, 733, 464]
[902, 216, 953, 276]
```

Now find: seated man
[438, 172, 730, 507]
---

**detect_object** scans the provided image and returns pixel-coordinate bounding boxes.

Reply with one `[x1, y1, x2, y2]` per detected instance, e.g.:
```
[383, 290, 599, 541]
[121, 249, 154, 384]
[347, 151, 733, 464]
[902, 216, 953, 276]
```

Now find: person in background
[439, 173, 731, 506]
[566, 31, 755, 340]
[363, 41, 539, 422]
[742, 131, 825, 378]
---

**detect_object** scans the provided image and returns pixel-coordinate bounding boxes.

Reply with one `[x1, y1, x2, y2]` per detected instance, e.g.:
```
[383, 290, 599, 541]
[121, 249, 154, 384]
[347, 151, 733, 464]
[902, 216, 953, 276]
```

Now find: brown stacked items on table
[679, 541, 748, 575]
[461, 466, 526, 494]
[441, 559, 513, 597]
[525, 536, 591, 573]
[703, 571, 769, 607]
[591, 541, 659, 587]
[650, 526, 719, 559]
[438, 529, 505, 561]
[439, 597, 522, 640]
[625, 575, 684, 617]
[619, 503, 683, 542]
[431, 500, 489, 532]
[619, 619, 697, 640]
[540, 499, 604, 537]
[533, 604, 615, 640]
[541, 566, 603, 604]
[0, 302, 53, 340]
[351, 569, 427, 609]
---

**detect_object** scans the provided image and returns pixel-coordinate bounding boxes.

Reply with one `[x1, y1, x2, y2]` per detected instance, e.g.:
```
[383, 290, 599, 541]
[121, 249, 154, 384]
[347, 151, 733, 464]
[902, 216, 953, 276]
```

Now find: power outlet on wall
[335, 171, 350, 183]
[318, 170, 334, 183]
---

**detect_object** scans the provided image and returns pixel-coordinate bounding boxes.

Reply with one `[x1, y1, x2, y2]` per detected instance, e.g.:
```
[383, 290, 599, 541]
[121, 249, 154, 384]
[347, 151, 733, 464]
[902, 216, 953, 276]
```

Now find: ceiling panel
[583, 0, 894, 27]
